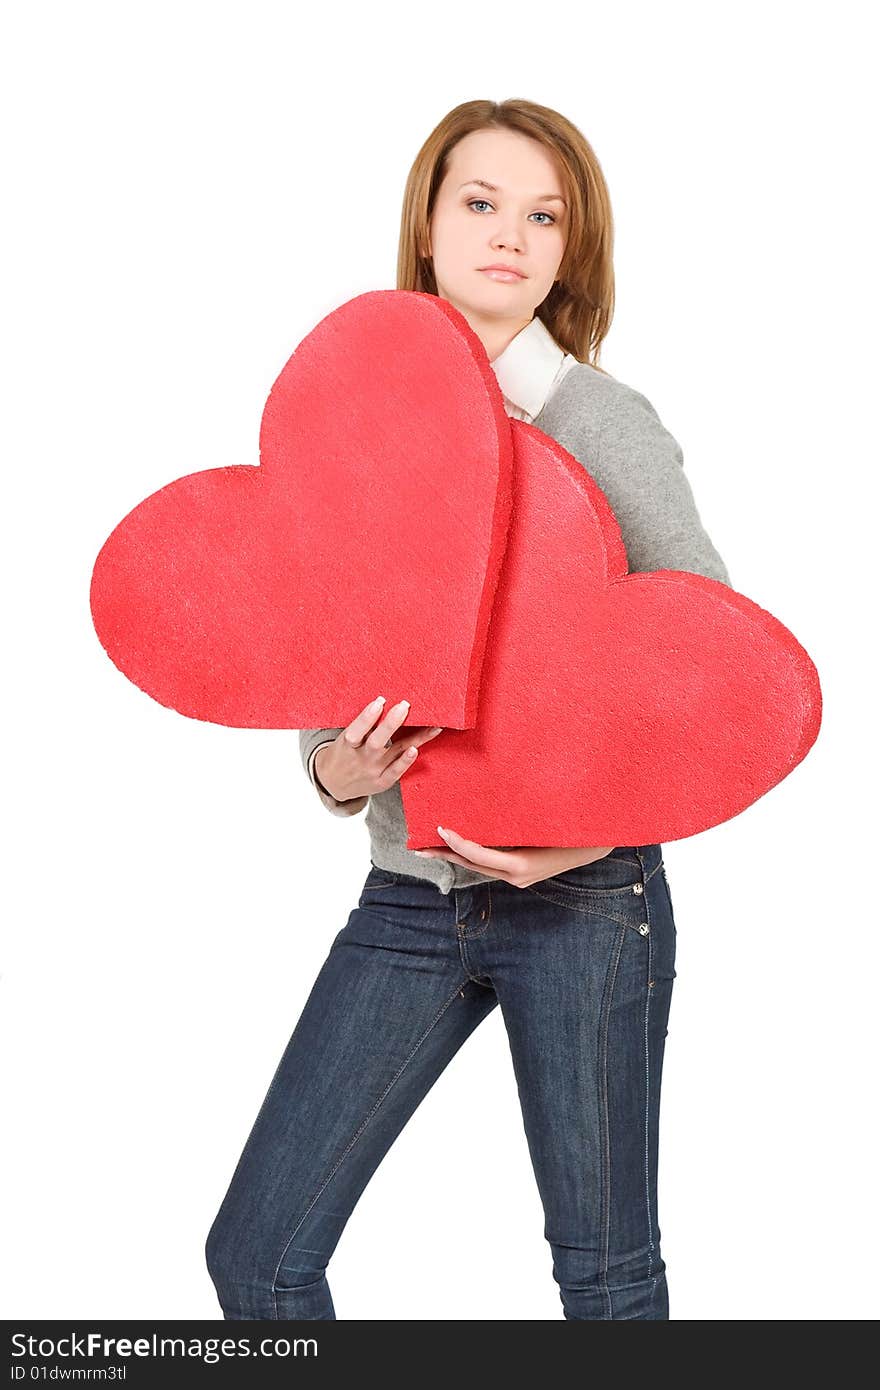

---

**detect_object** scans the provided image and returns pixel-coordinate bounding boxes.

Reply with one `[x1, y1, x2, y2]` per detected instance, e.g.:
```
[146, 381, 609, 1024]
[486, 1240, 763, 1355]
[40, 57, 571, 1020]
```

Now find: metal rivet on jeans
[637, 922, 649, 935]
[632, 883, 644, 894]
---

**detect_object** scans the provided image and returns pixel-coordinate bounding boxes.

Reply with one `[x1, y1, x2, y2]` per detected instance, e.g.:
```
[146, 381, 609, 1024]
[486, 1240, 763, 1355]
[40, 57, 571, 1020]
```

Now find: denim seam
[533, 881, 641, 902]
[547, 858, 662, 898]
[522, 860, 661, 927]
[552, 854, 642, 886]
[269, 975, 471, 1314]
[521, 892, 650, 931]
[604, 1276, 659, 1292]
[643, 883, 657, 1293]
[461, 882, 494, 940]
[637, 848, 660, 1310]
[597, 923, 628, 1320]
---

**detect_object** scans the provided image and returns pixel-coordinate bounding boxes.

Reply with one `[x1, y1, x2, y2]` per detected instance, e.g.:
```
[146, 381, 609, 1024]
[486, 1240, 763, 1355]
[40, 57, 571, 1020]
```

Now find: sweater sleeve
[591, 383, 733, 588]
[298, 728, 369, 818]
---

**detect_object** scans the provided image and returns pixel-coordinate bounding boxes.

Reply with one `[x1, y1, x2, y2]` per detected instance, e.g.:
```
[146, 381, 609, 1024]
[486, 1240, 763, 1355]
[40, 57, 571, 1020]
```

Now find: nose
[491, 223, 525, 256]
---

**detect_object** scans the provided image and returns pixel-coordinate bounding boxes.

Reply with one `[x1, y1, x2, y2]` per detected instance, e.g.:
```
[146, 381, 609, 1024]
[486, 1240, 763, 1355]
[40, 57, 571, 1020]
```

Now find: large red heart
[90, 291, 513, 729]
[400, 420, 822, 847]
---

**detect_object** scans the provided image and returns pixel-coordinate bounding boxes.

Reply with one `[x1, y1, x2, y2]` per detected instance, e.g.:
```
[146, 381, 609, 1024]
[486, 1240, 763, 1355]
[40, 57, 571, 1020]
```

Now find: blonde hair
[396, 98, 615, 372]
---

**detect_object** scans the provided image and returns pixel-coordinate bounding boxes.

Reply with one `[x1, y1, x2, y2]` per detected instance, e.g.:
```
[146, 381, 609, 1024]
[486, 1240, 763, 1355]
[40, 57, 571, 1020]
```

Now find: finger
[345, 695, 389, 744]
[417, 849, 500, 874]
[375, 711, 442, 758]
[450, 855, 508, 880]
[414, 843, 512, 881]
[381, 741, 419, 781]
[375, 725, 442, 767]
[436, 826, 518, 873]
[408, 725, 444, 747]
[369, 698, 412, 750]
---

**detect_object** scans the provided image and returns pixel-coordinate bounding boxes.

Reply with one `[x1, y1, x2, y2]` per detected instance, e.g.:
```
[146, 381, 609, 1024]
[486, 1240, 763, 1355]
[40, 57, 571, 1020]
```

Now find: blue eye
[466, 199, 556, 225]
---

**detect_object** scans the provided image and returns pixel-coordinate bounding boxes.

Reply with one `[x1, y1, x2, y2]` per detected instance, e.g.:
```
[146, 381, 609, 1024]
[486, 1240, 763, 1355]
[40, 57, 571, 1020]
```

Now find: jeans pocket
[360, 864, 403, 893]
[523, 849, 651, 932]
[542, 849, 644, 896]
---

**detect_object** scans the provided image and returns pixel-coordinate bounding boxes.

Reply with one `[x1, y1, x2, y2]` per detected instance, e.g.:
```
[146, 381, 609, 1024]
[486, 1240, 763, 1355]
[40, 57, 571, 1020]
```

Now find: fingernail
[437, 825, 449, 837]
[371, 696, 385, 706]
[413, 850, 429, 856]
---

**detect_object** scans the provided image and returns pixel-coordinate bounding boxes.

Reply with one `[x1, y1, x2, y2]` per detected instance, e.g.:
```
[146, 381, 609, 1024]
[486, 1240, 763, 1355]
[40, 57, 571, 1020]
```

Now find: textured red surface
[400, 420, 823, 848]
[91, 289, 822, 846]
[89, 291, 513, 729]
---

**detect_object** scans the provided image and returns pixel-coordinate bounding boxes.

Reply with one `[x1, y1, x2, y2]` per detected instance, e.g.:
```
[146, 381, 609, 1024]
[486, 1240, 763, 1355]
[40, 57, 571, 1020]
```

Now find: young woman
[205, 99, 731, 1321]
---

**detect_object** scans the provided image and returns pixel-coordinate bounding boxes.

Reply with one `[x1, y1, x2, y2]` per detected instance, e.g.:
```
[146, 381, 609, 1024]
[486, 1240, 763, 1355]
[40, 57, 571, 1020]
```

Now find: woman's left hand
[413, 826, 615, 888]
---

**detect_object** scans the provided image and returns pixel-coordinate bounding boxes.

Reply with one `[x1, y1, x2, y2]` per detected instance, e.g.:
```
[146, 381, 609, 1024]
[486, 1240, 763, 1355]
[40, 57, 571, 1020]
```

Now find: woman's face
[427, 127, 568, 342]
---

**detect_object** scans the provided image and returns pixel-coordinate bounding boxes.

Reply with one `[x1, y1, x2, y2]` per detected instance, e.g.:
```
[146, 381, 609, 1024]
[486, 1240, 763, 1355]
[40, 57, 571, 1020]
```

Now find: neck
[450, 305, 533, 363]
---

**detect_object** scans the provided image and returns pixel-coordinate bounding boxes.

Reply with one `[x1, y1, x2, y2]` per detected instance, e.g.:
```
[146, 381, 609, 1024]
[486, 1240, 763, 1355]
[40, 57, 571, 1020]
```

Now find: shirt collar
[490, 315, 568, 420]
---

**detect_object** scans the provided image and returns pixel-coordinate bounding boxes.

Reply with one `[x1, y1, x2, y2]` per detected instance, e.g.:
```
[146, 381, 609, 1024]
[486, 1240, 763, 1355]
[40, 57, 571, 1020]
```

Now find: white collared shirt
[490, 314, 580, 423]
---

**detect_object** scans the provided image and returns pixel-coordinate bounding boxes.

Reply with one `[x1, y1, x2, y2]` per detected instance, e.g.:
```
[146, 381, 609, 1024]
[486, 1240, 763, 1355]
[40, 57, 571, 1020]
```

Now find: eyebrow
[458, 178, 567, 206]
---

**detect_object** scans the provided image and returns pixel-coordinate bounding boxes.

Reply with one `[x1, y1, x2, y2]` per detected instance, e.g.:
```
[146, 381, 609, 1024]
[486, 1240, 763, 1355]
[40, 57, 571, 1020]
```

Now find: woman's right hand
[314, 696, 444, 803]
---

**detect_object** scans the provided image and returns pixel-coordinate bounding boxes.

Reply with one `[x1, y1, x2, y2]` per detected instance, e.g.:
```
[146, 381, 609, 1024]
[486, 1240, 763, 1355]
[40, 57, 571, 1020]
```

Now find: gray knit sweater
[298, 361, 732, 895]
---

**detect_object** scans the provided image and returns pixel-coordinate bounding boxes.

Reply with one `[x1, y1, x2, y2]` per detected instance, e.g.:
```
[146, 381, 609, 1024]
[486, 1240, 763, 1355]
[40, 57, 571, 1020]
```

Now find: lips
[479, 266, 525, 279]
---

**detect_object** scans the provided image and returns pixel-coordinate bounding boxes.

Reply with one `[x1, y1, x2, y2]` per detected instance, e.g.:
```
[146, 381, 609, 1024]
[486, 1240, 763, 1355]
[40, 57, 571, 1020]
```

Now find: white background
[3, 0, 877, 1322]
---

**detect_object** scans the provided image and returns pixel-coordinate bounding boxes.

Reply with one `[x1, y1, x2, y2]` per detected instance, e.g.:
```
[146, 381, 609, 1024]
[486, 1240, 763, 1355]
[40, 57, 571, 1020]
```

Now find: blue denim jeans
[205, 843, 677, 1320]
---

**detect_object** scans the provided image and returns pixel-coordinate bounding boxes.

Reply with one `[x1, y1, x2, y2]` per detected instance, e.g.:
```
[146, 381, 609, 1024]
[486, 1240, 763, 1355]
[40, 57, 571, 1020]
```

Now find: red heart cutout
[90, 291, 513, 729]
[400, 421, 822, 847]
